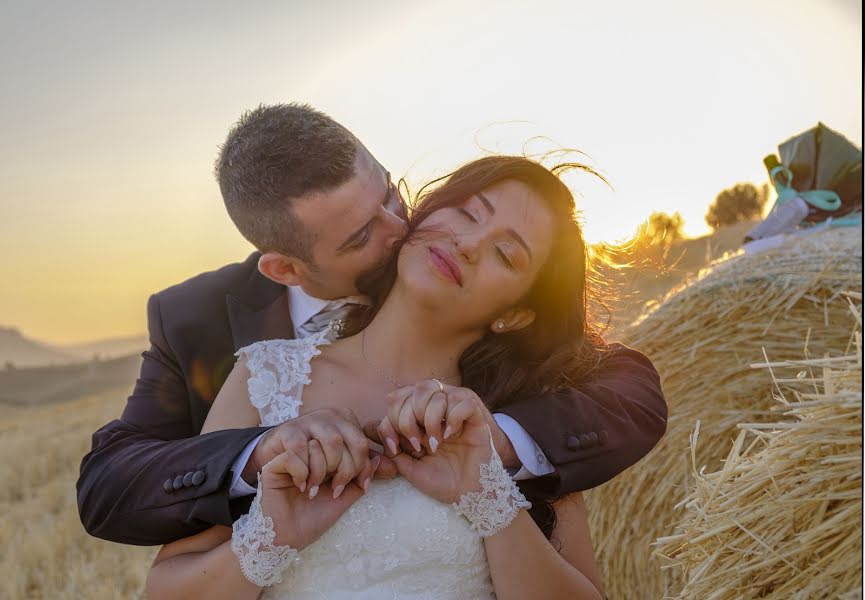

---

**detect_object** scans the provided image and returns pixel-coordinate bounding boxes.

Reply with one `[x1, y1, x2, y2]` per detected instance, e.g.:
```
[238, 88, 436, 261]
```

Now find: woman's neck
[351, 285, 481, 387]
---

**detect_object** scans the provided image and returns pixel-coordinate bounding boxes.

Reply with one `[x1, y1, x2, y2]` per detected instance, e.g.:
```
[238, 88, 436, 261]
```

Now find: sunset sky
[0, 0, 861, 344]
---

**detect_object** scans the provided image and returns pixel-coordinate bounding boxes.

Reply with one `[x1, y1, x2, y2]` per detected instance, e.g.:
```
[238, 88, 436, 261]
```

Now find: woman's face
[397, 179, 556, 331]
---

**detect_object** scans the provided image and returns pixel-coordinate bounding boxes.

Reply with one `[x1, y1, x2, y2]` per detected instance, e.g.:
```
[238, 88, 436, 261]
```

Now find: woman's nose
[455, 233, 481, 263]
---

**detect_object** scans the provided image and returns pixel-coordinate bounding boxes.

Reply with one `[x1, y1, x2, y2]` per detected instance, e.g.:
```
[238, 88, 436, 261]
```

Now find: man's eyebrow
[507, 228, 533, 262]
[476, 192, 495, 215]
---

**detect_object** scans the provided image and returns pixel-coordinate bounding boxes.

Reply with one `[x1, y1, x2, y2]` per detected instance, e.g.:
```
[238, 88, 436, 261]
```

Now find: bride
[146, 156, 607, 599]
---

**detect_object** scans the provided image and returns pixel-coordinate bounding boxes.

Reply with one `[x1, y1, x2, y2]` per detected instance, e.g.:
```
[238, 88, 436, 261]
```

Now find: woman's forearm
[484, 511, 603, 600]
[146, 541, 261, 600]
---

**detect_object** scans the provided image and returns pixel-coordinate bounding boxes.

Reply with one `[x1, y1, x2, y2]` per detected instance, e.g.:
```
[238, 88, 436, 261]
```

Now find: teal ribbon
[769, 165, 841, 211]
[769, 165, 861, 227]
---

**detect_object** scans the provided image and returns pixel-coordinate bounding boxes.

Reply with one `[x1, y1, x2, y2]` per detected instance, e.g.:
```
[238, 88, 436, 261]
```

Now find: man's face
[291, 145, 408, 299]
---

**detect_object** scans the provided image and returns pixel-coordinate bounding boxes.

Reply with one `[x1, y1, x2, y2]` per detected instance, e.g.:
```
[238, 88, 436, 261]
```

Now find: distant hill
[0, 353, 141, 406]
[0, 328, 147, 369]
[0, 327, 76, 368]
[58, 335, 148, 361]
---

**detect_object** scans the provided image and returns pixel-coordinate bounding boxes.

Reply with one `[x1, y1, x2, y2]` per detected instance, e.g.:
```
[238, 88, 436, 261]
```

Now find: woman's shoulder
[235, 330, 335, 364]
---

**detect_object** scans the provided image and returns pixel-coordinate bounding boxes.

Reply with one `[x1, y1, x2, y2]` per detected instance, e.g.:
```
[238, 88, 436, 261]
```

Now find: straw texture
[585, 226, 862, 599]
[654, 336, 862, 598]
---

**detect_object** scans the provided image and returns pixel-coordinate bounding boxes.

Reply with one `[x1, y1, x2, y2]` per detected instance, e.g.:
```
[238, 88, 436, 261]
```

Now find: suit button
[163, 479, 173, 493]
[183, 472, 195, 487]
[566, 435, 581, 451]
[579, 433, 595, 449]
[586, 431, 599, 447]
[599, 430, 609, 445]
[192, 470, 206, 486]
[173, 476, 184, 490]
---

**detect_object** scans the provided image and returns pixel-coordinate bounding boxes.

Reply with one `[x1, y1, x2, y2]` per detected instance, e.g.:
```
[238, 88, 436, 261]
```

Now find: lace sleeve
[452, 428, 532, 537]
[231, 475, 300, 587]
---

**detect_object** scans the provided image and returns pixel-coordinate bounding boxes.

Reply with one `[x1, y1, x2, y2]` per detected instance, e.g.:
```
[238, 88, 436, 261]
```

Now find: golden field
[0, 388, 154, 599]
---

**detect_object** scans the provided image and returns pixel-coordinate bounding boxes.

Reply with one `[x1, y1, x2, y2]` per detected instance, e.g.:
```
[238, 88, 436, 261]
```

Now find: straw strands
[654, 340, 862, 599]
[585, 226, 862, 599]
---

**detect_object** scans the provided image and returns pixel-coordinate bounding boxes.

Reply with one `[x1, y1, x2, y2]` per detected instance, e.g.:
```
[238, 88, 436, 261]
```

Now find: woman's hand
[258, 438, 380, 549]
[376, 383, 498, 504]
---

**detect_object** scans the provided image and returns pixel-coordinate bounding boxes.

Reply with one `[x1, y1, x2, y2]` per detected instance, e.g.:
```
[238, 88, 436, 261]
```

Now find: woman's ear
[258, 252, 306, 287]
[489, 308, 536, 334]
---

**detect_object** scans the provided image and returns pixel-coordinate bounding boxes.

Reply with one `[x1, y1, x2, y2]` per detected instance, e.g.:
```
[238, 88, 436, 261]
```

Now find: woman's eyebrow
[476, 192, 495, 215]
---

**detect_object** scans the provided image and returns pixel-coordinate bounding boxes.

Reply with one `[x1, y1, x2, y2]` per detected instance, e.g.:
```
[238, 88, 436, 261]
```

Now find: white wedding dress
[235, 330, 496, 600]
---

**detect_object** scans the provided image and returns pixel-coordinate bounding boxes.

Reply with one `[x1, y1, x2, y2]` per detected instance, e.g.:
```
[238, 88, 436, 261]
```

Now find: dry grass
[654, 337, 862, 598]
[585, 226, 863, 599]
[0, 388, 154, 599]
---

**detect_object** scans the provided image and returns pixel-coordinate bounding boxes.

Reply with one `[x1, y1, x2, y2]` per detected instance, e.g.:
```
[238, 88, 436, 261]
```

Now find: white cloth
[493, 413, 555, 479]
[234, 332, 496, 599]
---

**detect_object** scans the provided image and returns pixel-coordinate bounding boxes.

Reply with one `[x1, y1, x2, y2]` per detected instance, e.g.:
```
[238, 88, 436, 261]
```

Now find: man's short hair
[215, 103, 358, 264]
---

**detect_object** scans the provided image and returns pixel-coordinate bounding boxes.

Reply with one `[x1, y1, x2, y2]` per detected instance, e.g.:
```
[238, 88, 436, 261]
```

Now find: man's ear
[257, 252, 306, 287]
[489, 307, 536, 334]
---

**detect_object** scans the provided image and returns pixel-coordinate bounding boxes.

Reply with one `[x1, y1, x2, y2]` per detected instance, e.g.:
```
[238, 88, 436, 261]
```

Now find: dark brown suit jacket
[77, 252, 667, 545]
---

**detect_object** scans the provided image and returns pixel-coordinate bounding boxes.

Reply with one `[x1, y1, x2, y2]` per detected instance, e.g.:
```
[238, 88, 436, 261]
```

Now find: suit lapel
[226, 255, 295, 350]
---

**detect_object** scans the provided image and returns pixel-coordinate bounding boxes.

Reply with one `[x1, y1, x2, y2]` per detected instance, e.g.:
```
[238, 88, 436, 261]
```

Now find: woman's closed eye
[496, 246, 516, 270]
[458, 207, 479, 223]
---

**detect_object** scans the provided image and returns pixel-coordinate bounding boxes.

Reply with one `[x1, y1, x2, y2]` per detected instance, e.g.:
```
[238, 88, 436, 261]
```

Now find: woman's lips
[428, 246, 462, 286]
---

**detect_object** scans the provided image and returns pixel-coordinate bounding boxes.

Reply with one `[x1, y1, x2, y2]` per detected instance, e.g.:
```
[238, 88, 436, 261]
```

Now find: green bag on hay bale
[772, 122, 862, 223]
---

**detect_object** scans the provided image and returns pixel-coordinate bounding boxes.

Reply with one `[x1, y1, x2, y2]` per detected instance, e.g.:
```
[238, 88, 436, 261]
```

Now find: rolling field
[0, 388, 154, 599]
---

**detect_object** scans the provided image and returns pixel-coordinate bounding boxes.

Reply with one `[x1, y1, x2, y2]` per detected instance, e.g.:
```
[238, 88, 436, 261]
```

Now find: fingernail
[443, 425, 453, 440]
[386, 438, 398, 456]
[308, 485, 319, 499]
[429, 436, 439, 453]
[363, 477, 371, 492]
[410, 437, 421, 453]
[372, 455, 382, 471]
[333, 484, 345, 499]
[299, 481, 306, 493]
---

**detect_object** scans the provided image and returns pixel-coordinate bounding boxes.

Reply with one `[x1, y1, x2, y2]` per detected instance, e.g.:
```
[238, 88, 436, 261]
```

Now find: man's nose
[384, 210, 408, 249]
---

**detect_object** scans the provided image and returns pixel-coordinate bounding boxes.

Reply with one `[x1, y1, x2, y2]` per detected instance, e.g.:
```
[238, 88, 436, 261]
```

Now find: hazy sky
[0, 0, 861, 343]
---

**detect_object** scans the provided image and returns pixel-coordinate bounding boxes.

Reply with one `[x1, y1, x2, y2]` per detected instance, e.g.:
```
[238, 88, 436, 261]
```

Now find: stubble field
[0, 388, 154, 599]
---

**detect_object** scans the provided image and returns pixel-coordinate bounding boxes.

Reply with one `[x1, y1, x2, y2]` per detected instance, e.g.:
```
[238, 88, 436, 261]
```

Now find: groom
[77, 103, 667, 546]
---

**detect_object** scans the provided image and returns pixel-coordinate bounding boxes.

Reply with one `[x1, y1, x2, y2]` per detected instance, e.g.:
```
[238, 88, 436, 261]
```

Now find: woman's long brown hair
[357, 155, 612, 540]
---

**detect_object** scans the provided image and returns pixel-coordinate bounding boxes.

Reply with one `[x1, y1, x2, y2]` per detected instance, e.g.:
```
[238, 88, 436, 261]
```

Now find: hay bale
[654, 340, 862, 599]
[585, 226, 862, 599]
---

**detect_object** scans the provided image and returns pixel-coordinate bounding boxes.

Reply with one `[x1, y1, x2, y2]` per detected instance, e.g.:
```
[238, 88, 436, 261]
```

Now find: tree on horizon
[706, 182, 769, 230]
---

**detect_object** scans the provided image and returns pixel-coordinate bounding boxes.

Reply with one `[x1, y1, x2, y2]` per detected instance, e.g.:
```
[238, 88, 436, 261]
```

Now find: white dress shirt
[229, 286, 553, 498]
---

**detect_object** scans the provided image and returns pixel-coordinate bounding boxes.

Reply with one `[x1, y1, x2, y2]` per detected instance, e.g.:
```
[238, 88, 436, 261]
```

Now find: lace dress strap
[235, 329, 334, 427]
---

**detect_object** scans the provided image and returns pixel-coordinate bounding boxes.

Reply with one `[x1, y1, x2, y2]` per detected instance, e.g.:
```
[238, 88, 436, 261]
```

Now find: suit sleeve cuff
[493, 412, 555, 480]
[229, 432, 268, 499]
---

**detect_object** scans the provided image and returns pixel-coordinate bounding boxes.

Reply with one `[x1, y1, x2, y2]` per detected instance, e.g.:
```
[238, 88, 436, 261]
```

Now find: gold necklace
[360, 330, 460, 388]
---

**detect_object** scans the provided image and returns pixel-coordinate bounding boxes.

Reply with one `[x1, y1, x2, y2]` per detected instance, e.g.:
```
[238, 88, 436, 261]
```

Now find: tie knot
[299, 304, 356, 338]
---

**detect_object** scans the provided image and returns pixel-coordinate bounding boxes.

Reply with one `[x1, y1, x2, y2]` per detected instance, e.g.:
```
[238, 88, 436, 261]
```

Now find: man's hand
[375, 380, 521, 470]
[244, 407, 372, 497]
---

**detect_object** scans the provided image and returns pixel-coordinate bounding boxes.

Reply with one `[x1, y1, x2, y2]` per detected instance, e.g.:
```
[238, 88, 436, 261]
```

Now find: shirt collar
[287, 285, 371, 331]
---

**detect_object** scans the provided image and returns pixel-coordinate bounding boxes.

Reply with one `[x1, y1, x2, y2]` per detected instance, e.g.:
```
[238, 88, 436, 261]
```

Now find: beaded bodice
[235, 334, 495, 600]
